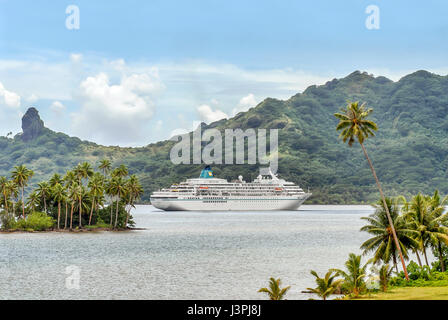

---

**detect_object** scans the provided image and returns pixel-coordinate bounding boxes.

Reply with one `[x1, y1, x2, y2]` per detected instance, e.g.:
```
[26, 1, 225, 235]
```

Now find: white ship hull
[150, 195, 310, 211]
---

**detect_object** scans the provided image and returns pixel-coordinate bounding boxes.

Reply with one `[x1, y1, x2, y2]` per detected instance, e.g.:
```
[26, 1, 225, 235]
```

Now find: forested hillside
[1, 70, 448, 204]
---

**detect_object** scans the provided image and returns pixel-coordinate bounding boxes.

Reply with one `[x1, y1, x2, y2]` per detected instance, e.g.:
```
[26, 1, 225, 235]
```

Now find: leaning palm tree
[403, 192, 448, 270]
[11, 165, 34, 218]
[331, 253, 370, 297]
[334, 101, 409, 280]
[258, 277, 290, 300]
[52, 183, 66, 230]
[360, 197, 419, 272]
[307, 270, 343, 300]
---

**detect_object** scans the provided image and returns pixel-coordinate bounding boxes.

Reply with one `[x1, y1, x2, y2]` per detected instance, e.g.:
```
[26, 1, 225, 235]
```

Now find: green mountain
[1, 70, 448, 204]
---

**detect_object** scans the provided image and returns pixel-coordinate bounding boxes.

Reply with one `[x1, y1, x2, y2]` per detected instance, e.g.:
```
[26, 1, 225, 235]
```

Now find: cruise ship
[150, 166, 311, 211]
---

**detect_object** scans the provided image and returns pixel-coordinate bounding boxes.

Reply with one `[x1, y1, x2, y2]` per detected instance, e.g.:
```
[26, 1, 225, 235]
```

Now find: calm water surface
[1, 205, 376, 300]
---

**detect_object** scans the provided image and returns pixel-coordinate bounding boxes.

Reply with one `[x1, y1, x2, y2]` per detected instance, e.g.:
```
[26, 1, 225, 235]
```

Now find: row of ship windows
[201, 200, 284, 203]
[172, 186, 299, 189]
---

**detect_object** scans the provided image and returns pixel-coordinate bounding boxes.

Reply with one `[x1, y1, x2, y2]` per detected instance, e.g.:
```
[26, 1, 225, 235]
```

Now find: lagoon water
[1, 205, 380, 300]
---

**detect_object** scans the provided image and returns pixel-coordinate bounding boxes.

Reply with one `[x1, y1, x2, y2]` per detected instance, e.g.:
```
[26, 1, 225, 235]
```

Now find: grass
[357, 287, 448, 300]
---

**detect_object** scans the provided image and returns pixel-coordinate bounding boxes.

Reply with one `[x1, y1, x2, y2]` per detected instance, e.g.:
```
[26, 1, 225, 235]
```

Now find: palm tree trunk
[125, 197, 132, 228]
[21, 185, 25, 218]
[64, 202, 68, 229]
[438, 241, 445, 272]
[110, 200, 113, 227]
[114, 198, 119, 229]
[423, 246, 429, 266]
[360, 142, 409, 281]
[89, 198, 95, 226]
[43, 196, 47, 213]
[414, 249, 423, 267]
[79, 198, 82, 228]
[4, 192, 8, 215]
[57, 202, 61, 230]
[70, 203, 74, 230]
[393, 255, 398, 273]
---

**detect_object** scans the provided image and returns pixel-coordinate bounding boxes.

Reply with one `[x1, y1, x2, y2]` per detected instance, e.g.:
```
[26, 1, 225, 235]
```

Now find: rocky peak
[21, 107, 45, 141]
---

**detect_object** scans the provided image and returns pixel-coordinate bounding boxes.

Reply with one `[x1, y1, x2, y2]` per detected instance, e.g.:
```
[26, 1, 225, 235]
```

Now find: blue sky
[0, 0, 447, 145]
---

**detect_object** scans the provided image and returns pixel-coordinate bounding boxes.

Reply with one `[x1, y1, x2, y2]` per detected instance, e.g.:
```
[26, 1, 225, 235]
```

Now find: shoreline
[0, 227, 147, 234]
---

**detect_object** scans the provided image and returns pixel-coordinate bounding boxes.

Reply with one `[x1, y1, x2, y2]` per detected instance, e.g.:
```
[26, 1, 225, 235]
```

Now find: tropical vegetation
[0, 161, 143, 232]
[306, 270, 343, 300]
[334, 100, 409, 279]
[258, 277, 291, 300]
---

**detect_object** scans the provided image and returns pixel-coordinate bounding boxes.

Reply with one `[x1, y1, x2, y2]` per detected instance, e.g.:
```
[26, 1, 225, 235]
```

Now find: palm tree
[360, 197, 419, 272]
[109, 176, 127, 229]
[112, 164, 129, 178]
[88, 173, 104, 225]
[258, 277, 290, 300]
[75, 162, 94, 184]
[334, 101, 409, 280]
[105, 178, 115, 227]
[7, 181, 18, 216]
[52, 183, 66, 230]
[98, 159, 112, 176]
[74, 163, 93, 228]
[403, 192, 448, 270]
[63, 170, 77, 186]
[68, 183, 81, 230]
[26, 191, 40, 213]
[0, 177, 16, 222]
[49, 173, 63, 187]
[0, 177, 10, 214]
[378, 264, 393, 292]
[331, 253, 370, 297]
[36, 181, 51, 213]
[11, 165, 34, 218]
[63, 170, 77, 229]
[307, 270, 343, 300]
[124, 175, 143, 228]
[426, 190, 448, 272]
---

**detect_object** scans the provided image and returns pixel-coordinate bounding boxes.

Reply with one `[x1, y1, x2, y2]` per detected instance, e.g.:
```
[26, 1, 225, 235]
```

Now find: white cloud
[197, 104, 228, 124]
[50, 101, 65, 113]
[0, 82, 20, 108]
[70, 53, 82, 63]
[71, 70, 164, 146]
[26, 93, 39, 103]
[232, 93, 258, 116]
[0, 82, 22, 136]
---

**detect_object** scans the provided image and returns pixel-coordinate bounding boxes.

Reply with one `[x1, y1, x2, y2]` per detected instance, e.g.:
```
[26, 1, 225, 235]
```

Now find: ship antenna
[268, 167, 279, 181]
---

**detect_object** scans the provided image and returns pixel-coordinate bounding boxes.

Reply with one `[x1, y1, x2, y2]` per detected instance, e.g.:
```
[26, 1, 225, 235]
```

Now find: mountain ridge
[1, 69, 448, 204]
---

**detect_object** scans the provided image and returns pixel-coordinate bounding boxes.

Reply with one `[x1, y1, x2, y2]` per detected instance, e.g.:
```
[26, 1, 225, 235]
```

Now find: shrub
[15, 212, 55, 231]
[0, 211, 16, 230]
[96, 202, 135, 228]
